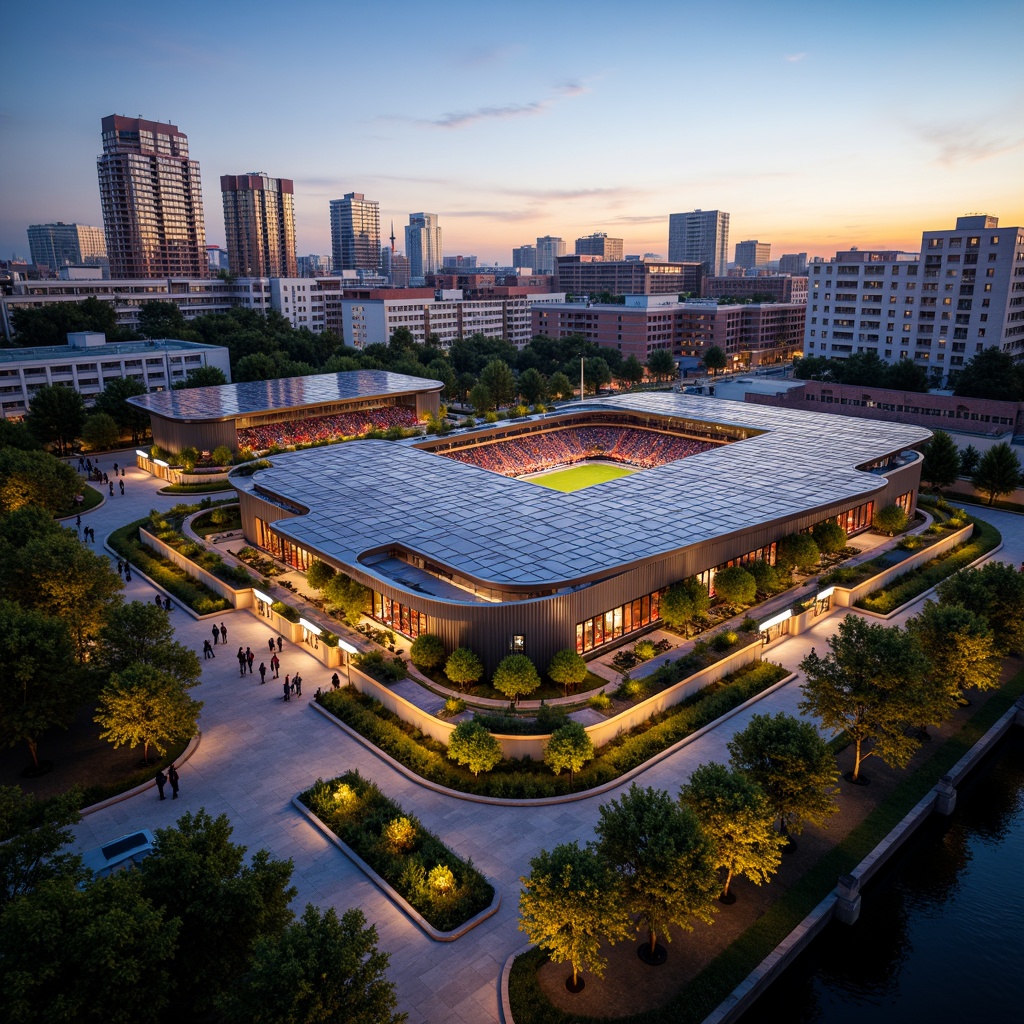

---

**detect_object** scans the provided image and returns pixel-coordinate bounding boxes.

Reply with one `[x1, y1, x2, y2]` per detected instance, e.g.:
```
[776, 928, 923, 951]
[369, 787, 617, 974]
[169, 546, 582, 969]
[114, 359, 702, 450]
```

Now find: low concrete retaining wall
[139, 527, 254, 608]
[135, 452, 230, 487]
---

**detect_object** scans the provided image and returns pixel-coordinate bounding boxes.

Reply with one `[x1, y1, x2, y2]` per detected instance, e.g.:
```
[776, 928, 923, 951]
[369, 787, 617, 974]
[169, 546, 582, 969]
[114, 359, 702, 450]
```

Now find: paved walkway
[67, 460, 1024, 1024]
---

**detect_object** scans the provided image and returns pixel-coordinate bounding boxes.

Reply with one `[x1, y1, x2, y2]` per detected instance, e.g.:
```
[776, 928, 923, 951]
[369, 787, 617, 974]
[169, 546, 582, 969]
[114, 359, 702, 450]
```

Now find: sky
[2, 0, 1023, 267]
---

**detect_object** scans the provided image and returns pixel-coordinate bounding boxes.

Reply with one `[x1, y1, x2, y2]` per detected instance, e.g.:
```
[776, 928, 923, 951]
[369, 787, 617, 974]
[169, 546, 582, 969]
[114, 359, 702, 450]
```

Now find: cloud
[784, 52, 807, 63]
[916, 122, 1024, 165]
[440, 208, 543, 221]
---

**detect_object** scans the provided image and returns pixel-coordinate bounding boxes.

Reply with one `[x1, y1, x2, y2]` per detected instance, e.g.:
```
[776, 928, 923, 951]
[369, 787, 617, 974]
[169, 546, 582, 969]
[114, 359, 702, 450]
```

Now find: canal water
[738, 730, 1024, 1024]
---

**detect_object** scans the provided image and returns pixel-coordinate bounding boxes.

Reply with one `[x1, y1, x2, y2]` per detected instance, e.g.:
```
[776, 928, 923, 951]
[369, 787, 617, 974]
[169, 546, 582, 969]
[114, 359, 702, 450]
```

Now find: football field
[528, 461, 637, 492]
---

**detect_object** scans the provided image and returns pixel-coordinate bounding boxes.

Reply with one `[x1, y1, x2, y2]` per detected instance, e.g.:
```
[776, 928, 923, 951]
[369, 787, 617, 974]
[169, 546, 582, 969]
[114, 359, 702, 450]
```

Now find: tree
[582, 356, 611, 395]
[137, 300, 190, 340]
[97, 600, 202, 688]
[883, 358, 929, 392]
[480, 359, 516, 408]
[446, 720, 502, 776]
[775, 532, 820, 572]
[25, 384, 86, 455]
[306, 560, 336, 592]
[211, 444, 234, 465]
[972, 442, 1022, 506]
[594, 784, 718, 959]
[0, 785, 85, 908]
[0, 601, 80, 769]
[907, 600, 1001, 710]
[95, 663, 203, 764]
[409, 633, 446, 670]
[136, 808, 296, 1019]
[92, 376, 150, 442]
[547, 648, 588, 696]
[218, 905, 405, 1024]
[8, 297, 120, 347]
[727, 712, 840, 837]
[544, 721, 594, 787]
[703, 345, 727, 376]
[952, 347, 1024, 401]
[660, 577, 711, 632]
[80, 411, 121, 451]
[518, 842, 630, 990]
[324, 572, 369, 626]
[0, 448, 80, 516]
[937, 562, 1024, 655]
[0, 420, 40, 451]
[469, 382, 493, 414]
[713, 566, 756, 607]
[872, 503, 909, 536]
[548, 371, 574, 400]
[173, 365, 228, 389]
[959, 443, 981, 478]
[445, 647, 483, 690]
[517, 367, 547, 406]
[799, 615, 935, 782]
[492, 653, 541, 704]
[920, 430, 962, 492]
[679, 762, 786, 901]
[645, 349, 677, 382]
[811, 520, 848, 555]
[747, 558, 785, 596]
[619, 354, 645, 388]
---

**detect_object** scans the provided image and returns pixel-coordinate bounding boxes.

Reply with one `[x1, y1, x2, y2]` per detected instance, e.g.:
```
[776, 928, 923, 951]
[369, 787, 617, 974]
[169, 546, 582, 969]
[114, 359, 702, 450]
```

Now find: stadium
[224, 380, 931, 673]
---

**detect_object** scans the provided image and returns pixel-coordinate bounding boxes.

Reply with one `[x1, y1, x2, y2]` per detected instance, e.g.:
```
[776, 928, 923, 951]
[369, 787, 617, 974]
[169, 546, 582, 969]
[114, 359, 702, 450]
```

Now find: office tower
[513, 245, 538, 271]
[405, 213, 441, 283]
[27, 222, 106, 270]
[298, 254, 333, 277]
[330, 193, 381, 273]
[574, 232, 624, 261]
[668, 209, 730, 277]
[735, 239, 771, 272]
[206, 246, 230, 273]
[97, 115, 208, 279]
[221, 173, 297, 278]
[536, 236, 566, 275]
[779, 253, 809, 275]
[443, 255, 477, 269]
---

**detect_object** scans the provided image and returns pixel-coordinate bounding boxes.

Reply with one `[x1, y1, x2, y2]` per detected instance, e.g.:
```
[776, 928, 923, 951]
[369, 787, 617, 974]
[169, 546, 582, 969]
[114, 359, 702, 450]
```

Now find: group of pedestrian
[202, 639, 215, 659]
[115, 558, 132, 582]
[237, 646, 255, 677]
[211, 622, 227, 645]
[154, 764, 180, 800]
[153, 594, 172, 612]
[282, 671, 303, 701]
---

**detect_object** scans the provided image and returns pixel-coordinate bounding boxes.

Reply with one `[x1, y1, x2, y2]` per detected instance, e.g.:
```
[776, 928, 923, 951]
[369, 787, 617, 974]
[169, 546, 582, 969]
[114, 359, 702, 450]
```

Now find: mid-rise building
[207, 246, 229, 273]
[779, 252, 808, 275]
[405, 213, 442, 284]
[804, 215, 1024, 378]
[668, 209, 730, 277]
[27, 223, 106, 271]
[443, 255, 477, 269]
[221, 173, 297, 278]
[574, 233, 624, 261]
[702, 275, 808, 305]
[735, 239, 771, 271]
[380, 249, 411, 288]
[513, 245, 538, 271]
[536, 236, 566, 275]
[555, 256, 702, 297]
[330, 193, 381, 274]
[97, 115, 208, 279]
[297, 254, 332, 277]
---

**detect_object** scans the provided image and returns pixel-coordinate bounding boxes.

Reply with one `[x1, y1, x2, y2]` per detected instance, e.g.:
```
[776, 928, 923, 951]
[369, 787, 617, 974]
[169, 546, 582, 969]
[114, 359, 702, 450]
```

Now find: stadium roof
[232, 392, 931, 594]
[127, 370, 442, 422]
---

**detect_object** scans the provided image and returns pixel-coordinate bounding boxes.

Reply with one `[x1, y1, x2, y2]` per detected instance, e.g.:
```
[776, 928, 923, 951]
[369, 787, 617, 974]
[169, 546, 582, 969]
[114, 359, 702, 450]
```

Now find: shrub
[353, 650, 406, 683]
[812, 519, 848, 554]
[410, 633, 446, 671]
[270, 600, 300, 623]
[748, 559, 786, 596]
[633, 639, 657, 662]
[713, 566, 757, 607]
[306, 559, 337, 591]
[872, 503, 909, 536]
[776, 532, 820, 572]
[588, 692, 612, 711]
[445, 647, 484, 690]
[211, 445, 233, 466]
[382, 816, 418, 855]
[440, 697, 466, 719]
[712, 629, 739, 652]
[178, 446, 200, 470]
[740, 616, 759, 633]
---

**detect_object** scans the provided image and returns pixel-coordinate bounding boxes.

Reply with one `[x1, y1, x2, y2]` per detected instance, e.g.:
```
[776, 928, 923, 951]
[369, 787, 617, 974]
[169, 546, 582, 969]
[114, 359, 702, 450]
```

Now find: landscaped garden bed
[144, 507, 253, 588]
[298, 770, 494, 931]
[316, 661, 788, 799]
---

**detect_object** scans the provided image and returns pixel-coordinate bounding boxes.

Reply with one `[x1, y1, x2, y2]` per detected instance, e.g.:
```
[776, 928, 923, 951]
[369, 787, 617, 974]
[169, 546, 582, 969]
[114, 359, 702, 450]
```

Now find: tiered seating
[443, 426, 714, 476]
[237, 406, 418, 451]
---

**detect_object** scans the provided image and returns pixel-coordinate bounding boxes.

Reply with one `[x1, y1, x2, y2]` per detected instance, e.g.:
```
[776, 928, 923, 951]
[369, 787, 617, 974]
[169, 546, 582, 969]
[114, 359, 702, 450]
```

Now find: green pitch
[529, 462, 637, 492]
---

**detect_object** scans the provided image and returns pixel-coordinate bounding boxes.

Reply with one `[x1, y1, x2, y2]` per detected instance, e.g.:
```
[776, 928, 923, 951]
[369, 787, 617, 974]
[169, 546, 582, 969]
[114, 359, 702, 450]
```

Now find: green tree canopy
[594, 783, 718, 958]
[703, 345, 727, 376]
[97, 600, 201, 687]
[0, 420, 40, 451]
[937, 562, 1024, 655]
[799, 615, 936, 782]
[518, 841, 630, 989]
[713, 566, 756, 607]
[8, 297, 119, 347]
[445, 647, 484, 690]
[81, 411, 121, 451]
[746, 558, 785, 596]
[517, 367, 547, 406]
[547, 371, 574, 400]
[172, 365, 228, 390]
[872, 503, 909, 536]
[660, 577, 711, 633]
[409, 633, 446, 670]
[544, 721, 595, 787]
[679, 761, 786, 900]
[324, 572, 369, 626]
[0, 449, 80, 516]
[92, 375, 150, 442]
[619, 354, 644, 387]
[137, 301, 192, 340]
[920, 430, 962, 492]
[469, 382, 493, 414]
[492, 653, 541, 704]
[727, 712, 840, 837]
[972, 442, 1022, 505]
[811, 520, 847, 555]
[951, 348, 1024, 401]
[305, 559, 337, 591]
[959, 443, 981, 477]
[645, 349, 677, 381]
[480, 359, 516, 408]
[547, 648, 588, 696]
[446, 720, 502, 776]
[775, 532, 820, 572]
[25, 384, 86, 455]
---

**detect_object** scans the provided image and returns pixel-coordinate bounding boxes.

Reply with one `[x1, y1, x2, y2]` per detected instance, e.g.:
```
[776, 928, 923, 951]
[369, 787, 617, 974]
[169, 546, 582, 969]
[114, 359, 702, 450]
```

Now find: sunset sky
[3, 0, 1023, 266]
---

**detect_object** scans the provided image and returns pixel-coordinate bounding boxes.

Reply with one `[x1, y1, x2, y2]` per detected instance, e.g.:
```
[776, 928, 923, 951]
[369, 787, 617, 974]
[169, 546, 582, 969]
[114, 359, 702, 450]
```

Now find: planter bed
[298, 770, 494, 932]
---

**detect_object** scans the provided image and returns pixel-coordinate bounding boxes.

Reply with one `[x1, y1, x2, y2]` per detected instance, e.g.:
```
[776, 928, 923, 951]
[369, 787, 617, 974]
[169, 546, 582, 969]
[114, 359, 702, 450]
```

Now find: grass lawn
[159, 480, 234, 494]
[529, 462, 636, 492]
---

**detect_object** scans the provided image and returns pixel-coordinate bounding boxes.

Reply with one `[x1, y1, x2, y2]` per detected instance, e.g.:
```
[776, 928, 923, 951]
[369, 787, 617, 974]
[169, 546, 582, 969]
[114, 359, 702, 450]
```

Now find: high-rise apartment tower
[536, 236, 566, 275]
[668, 210, 730, 277]
[221, 173, 297, 278]
[735, 239, 771, 271]
[574, 232, 624, 261]
[330, 193, 381, 273]
[97, 115, 208, 279]
[405, 213, 442, 283]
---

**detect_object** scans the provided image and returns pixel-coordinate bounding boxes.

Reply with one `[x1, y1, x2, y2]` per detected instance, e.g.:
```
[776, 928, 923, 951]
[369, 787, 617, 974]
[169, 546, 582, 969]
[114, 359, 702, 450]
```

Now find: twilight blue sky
[3, 0, 1023, 266]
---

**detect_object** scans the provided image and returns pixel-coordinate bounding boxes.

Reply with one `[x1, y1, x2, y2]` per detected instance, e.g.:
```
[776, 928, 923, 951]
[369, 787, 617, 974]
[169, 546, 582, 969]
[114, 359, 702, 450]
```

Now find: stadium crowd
[236, 405, 418, 450]
[442, 426, 715, 476]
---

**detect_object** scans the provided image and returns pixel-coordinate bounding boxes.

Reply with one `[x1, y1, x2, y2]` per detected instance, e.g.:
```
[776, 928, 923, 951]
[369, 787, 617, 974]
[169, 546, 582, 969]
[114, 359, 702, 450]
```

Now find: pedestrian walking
[212, 624, 220, 646]
[293, 673, 302, 697]
[78, 457, 85, 471]
[119, 479, 124, 495]
[168, 764, 179, 799]
[103, 472, 108, 485]
[76, 513, 81, 529]
[121, 467, 126, 477]
[86, 457, 92, 472]
[164, 596, 171, 612]
[283, 676, 290, 701]
[108, 481, 114, 496]
[155, 769, 167, 800]
[203, 639, 214, 659]
[268, 637, 275, 654]
[154, 594, 163, 608]
[331, 672, 340, 690]
[259, 662, 266, 684]
[220, 623, 228, 644]
[276, 635, 283, 653]
[270, 653, 280, 678]
[124, 564, 131, 582]
[117, 559, 124, 577]
[246, 648, 254, 674]
[237, 647, 246, 677]
[113, 462, 118, 475]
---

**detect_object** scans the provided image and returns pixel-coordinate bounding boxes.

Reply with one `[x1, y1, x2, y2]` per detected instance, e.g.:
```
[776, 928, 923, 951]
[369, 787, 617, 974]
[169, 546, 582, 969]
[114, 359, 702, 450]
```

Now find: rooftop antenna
[389, 221, 396, 254]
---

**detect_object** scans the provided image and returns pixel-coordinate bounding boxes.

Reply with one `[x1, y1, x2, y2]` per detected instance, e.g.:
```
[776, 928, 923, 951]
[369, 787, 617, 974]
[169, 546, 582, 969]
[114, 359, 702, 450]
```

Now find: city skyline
[2, 0, 1023, 267]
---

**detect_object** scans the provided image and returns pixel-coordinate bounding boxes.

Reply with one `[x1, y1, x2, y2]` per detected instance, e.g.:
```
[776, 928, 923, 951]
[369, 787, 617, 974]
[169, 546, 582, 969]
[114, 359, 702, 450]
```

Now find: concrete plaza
[69, 453, 1024, 1023]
